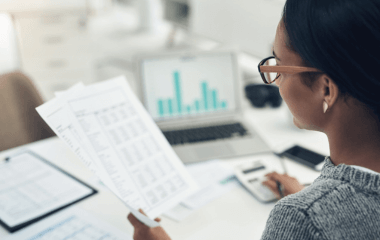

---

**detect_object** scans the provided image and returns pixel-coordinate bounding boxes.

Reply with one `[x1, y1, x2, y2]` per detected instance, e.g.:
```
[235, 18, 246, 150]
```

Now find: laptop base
[173, 135, 272, 163]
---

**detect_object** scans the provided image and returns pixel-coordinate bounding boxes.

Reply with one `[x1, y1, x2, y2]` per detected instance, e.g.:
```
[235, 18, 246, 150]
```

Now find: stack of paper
[36, 76, 198, 227]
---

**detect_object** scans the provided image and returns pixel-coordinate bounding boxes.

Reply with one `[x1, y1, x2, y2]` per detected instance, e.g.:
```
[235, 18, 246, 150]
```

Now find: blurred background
[0, 0, 285, 100]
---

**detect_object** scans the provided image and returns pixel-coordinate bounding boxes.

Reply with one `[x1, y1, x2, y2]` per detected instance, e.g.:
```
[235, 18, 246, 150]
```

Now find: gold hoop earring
[323, 101, 328, 113]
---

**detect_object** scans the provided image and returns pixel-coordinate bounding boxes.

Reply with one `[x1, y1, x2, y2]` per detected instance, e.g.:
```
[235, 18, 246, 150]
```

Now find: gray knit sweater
[260, 157, 380, 239]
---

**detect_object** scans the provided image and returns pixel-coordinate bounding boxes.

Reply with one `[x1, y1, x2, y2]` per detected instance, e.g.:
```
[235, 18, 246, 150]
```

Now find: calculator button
[258, 183, 276, 199]
[250, 180, 277, 201]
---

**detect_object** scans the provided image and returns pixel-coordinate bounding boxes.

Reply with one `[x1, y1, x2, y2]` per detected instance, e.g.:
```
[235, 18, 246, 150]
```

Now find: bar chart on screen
[156, 71, 229, 117]
[142, 53, 237, 120]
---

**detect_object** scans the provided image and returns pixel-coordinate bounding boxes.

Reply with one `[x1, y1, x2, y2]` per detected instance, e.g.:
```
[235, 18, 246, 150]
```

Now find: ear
[321, 75, 339, 110]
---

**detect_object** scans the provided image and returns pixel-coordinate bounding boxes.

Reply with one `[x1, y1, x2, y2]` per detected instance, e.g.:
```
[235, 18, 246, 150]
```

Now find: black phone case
[281, 145, 325, 170]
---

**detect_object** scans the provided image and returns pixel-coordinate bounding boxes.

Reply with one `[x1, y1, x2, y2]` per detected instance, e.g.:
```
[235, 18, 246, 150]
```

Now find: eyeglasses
[258, 56, 321, 84]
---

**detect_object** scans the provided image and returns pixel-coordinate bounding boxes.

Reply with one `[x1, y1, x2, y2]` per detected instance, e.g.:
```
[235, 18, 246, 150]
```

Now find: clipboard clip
[3, 148, 28, 162]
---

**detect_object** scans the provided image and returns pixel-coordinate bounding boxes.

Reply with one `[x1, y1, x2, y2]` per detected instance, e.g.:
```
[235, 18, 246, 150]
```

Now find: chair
[0, 71, 55, 151]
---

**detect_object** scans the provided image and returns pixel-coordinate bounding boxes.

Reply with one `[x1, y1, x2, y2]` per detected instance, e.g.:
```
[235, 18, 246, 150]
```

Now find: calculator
[234, 159, 278, 203]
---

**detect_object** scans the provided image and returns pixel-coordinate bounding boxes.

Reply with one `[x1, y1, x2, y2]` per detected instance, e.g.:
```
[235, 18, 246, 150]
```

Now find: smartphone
[281, 145, 326, 171]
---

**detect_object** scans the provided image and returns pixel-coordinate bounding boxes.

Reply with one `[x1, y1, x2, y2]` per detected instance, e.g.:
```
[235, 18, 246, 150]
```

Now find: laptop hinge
[157, 113, 242, 130]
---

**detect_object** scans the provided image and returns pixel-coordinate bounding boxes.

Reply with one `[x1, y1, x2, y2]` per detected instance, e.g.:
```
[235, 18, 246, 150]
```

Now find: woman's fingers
[138, 209, 147, 216]
[138, 209, 161, 222]
[127, 213, 145, 229]
[265, 172, 294, 187]
[265, 171, 287, 182]
[128, 208, 161, 227]
[262, 180, 281, 199]
[265, 172, 305, 195]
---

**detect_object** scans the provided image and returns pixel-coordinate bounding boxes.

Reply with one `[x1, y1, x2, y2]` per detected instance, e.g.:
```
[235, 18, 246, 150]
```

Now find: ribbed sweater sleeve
[259, 157, 380, 239]
[260, 204, 323, 240]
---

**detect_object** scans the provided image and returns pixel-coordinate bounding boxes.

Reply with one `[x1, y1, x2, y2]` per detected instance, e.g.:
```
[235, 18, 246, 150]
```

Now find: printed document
[36, 76, 198, 227]
[4, 207, 132, 240]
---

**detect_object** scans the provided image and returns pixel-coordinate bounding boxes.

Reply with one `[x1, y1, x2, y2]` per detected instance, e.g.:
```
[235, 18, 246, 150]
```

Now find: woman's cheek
[275, 78, 281, 87]
[276, 75, 286, 97]
[277, 76, 297, 116]
[275, 76, 282, 87]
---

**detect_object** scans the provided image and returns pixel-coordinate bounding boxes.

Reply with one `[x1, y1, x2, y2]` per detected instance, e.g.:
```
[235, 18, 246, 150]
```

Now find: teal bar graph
[212, 90, 218, 110]
[157, 71, 228, 117]
[195, 100, 200, 111]
[168, 99, 173, 115]
[174, 71, 182, 114]
[158, 100, 164, 116]
[202, 82, 208, 110]
[221, 101, 227, 109]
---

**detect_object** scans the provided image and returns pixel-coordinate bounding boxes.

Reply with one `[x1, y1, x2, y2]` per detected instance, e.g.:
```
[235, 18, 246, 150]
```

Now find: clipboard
[0, 150, 97, 233]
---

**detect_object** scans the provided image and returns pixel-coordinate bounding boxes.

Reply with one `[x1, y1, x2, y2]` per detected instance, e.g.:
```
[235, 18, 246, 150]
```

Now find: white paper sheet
[0, 152, 93, 228]
[164, 160, 241, 221]
[36, 76, 198, 227]
[181, 179, 240, 210]
[181, 160, 240, 210]
[163, 203, 194, 222]
[4, 207, 132, 240]
[185, 160, 234, 187]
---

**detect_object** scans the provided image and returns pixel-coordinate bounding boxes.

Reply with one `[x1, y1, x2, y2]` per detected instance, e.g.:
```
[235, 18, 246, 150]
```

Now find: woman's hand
[262, 172, 305, 199]
[127, 209, 171, 240]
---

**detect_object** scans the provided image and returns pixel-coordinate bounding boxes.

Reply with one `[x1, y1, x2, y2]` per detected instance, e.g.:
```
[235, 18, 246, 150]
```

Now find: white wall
[190, 0, 285, 58]
[0, 0, 86, 12]
[0, 13, 19, 74]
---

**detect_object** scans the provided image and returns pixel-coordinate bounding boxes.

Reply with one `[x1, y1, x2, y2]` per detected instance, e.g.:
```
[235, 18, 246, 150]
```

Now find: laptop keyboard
[162, 123, 249, 146]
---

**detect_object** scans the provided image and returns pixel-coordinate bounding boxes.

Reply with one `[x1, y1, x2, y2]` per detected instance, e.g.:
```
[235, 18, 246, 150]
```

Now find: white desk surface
[0, 103, 329, 240]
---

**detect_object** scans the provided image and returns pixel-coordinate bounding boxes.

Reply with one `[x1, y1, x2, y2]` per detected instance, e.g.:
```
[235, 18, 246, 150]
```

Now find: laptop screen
[141, 52, 238, 121]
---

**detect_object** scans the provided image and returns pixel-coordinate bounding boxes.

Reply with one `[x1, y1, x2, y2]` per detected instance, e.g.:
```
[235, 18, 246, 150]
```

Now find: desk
[0, 103, 328, 240]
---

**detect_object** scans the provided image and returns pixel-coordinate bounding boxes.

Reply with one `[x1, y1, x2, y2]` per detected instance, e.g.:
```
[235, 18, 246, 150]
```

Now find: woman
[127, 0, 380, 239]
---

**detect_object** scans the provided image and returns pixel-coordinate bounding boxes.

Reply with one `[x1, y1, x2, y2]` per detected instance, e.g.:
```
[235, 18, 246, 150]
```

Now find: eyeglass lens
[263, 58, 279, 83]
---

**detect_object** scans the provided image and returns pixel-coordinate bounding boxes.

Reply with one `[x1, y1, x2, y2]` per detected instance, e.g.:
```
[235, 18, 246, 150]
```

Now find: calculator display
[243, 165, 266, 174]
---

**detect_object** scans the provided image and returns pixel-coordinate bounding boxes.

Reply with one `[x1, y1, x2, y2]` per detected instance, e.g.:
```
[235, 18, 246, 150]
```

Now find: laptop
[136, 49, 271, 163]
